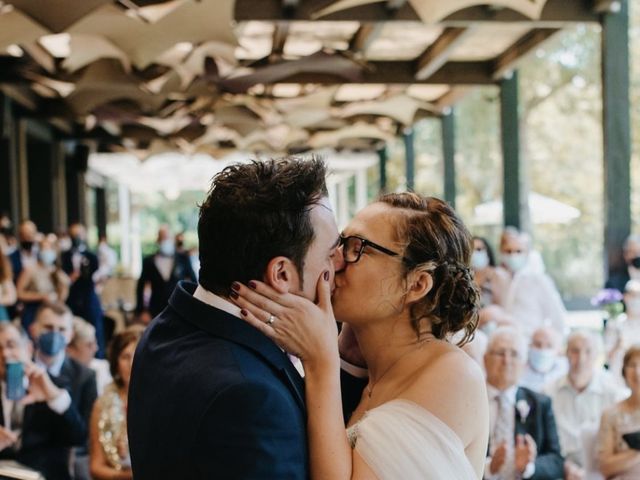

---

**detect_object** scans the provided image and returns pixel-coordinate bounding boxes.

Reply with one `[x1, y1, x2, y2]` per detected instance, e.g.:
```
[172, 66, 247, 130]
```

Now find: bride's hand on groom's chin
[230, 277, 339, 366]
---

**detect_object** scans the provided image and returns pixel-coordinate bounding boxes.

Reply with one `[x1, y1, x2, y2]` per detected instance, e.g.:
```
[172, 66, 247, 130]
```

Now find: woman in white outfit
[234, 193, 489, 479]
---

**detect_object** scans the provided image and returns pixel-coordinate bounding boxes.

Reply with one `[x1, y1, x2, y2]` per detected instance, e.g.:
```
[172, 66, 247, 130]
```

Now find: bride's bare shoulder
[404, 342, 488, 438]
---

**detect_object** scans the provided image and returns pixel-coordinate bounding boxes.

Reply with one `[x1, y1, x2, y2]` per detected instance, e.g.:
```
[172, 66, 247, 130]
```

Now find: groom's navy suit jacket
[128, 281, 310, 479]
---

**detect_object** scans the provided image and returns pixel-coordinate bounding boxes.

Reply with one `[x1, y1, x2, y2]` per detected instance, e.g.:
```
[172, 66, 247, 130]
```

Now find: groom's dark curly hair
[198, 156, 328, 296]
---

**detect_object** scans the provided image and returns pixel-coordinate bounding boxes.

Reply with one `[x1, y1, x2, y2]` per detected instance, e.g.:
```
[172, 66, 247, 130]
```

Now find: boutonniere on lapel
[516, 399, 531, 423]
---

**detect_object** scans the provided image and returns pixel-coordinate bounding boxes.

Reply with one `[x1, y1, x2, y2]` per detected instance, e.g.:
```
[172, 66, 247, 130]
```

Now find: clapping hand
[515, 434, 537, 473]
[0, 427, 17, 451]
[21, 362, 64, 405]
[489, 443, 507, 474]
[564, 460, 585, 480]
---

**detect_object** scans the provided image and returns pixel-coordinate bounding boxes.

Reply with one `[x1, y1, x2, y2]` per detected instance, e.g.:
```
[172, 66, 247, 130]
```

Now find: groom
[128, 157, 365, 479]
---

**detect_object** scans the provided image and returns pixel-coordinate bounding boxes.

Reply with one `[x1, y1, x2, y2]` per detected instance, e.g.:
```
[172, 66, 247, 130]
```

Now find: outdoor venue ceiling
[0, 0, 600, 157]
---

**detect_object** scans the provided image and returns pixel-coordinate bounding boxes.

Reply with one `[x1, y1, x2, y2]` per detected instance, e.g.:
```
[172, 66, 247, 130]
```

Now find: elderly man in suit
[0, 303, 96, 480]
[484, 326, 564, 480]
[128, 158, 365, 480]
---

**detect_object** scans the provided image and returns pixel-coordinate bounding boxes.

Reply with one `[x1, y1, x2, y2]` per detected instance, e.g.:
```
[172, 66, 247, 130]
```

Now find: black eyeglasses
[339, 235, 412, 265]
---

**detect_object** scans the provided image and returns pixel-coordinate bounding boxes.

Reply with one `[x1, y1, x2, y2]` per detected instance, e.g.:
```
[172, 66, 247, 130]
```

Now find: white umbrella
[472, 192, 581, 226]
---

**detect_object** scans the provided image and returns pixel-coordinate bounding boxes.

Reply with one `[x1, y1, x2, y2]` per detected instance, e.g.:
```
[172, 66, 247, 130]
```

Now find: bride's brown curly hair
[379, 193, 480, 346]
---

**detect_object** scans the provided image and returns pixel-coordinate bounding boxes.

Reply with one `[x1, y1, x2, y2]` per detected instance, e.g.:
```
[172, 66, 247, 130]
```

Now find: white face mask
[528, 347, 556, 373]
[471, 250, 490, 270]
[503, 253, 527, 273]
[626, 298, 640, 316]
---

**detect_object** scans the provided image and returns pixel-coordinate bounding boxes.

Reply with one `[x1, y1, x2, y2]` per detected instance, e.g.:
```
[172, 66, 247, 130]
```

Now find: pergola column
[441, 109, 456, 208]
[500, 71, 528, 230]
[403, 127, 415, 191]
[601, 0, 631, 277]
[377, 145, 387, 194]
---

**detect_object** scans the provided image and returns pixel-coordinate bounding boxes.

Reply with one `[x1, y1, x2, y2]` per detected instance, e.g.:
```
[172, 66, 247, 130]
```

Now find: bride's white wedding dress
[346, 399, 477, 479]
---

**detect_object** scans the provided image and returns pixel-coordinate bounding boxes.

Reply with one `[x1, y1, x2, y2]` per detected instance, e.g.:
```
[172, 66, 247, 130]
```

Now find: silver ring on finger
[266, 314, 276, 325]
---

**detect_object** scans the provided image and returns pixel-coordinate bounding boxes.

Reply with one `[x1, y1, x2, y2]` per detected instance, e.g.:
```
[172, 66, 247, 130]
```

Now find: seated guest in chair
[484, 326, 564, 480]
[0, 304, 96, 480]
[521, 326, 568, 393]
[597, 345, 640, 480]
[546, 330, 625, 480]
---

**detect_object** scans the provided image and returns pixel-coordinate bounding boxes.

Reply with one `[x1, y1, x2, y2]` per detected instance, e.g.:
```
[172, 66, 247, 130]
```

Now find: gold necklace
[365, 336, 432, 399]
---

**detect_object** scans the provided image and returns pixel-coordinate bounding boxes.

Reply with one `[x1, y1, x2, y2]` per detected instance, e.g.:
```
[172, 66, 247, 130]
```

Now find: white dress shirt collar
[487, 383, 519, 405]
[193, 284, 242, 318]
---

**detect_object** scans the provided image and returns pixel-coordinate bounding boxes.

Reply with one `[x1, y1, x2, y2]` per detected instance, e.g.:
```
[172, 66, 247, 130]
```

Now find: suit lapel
[514, 387, 535, 438]
[170, 282, 307, 412]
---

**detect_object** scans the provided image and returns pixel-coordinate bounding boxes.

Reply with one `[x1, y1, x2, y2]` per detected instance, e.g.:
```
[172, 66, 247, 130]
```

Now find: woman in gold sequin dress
[89, 326, 144, 480]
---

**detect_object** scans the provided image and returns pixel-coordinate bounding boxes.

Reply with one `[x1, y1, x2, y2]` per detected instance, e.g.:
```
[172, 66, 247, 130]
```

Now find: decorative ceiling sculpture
[0, 0, 592, 155]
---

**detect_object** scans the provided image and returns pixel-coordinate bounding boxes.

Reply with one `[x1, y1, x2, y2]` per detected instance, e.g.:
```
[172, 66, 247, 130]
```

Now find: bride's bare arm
[231, 276, 355, 480]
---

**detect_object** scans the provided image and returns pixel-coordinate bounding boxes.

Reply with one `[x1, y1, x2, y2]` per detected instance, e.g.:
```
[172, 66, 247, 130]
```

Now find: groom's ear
[263, 256, 300, 294]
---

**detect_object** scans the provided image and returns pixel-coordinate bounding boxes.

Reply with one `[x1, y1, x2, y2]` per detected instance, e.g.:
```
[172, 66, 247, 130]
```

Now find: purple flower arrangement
[591, 288, 624, 318]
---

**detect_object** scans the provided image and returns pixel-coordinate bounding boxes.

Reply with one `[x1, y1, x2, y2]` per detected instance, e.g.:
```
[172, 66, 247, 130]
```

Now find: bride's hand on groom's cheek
[230, 277, 339, 365]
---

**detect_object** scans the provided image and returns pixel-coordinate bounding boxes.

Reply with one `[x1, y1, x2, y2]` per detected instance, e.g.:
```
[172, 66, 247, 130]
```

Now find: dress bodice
[345, 399, 477, 479]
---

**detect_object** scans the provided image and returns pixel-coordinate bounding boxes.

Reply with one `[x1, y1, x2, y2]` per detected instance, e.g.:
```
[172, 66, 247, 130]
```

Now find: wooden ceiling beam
[414, 27, 472, 81]
[235, 0, 599, 24]
[268, 60, 495, 85]
[492, 27, 560, 79]
[349, 23, 384, 54]
[271, 22, 290, 56]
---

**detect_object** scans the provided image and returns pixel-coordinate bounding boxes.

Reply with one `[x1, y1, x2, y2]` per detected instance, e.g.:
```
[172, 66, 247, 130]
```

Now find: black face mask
[71, 237, 83, 249]
[20, 241, 34, 252]
[631, 257, 640, 269]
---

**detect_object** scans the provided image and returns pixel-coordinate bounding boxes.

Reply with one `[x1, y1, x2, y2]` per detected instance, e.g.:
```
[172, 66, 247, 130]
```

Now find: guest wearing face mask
[606, 234, 640, 295]
[500, 227, 567, 338]
[521, 326, 568, 392]
[7, 220, 39, 283]
[16, 238, 70, 333]
[15, 302, 98, 480]
[61, 223, 105, 358]
[134, 226, 196, 324]
[606, 280, 640, 386]
[472, 236, 513, 336]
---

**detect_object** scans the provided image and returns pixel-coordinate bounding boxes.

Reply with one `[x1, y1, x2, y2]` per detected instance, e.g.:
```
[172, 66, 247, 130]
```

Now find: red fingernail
[248, 281, 257, 289]
[229, 291, 238, 299]
[241, 309, 248, 316]
[231, 282, 240, 291]
[323, 271, 329, 281]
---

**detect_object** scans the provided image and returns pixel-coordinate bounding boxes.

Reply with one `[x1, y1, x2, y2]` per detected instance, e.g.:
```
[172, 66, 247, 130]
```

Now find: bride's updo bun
[379, 193, 480, 346]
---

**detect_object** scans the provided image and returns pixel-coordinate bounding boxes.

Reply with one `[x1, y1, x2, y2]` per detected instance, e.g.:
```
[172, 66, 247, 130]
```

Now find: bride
[234, 193, 489, 479]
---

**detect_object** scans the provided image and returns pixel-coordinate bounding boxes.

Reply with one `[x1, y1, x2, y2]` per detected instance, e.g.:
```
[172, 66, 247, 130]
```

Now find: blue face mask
[39, 249, 57, 266]
[38, 331, 66, 357]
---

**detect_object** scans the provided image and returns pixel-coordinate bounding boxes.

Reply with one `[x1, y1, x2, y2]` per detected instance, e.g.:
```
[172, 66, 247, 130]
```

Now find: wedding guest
[7, 220, 39, 282]
[521, 326, 568, 392]
[484, 327, 564, 480]
[472, 236, 512, 335]
[68, 317, 112, 395]
[0, 254, 16, 321]
[61, 223, 105, 358]
[606, 234, 640, 294]
[546, 330, 625, 480]
[499, 229, 566, 338]
[89, 326, 143, 480]
[16, 237, 69, 332]
[134, 226, 196, 324]
[605, 280, 640, 382]
[598, 345, 640, 479]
